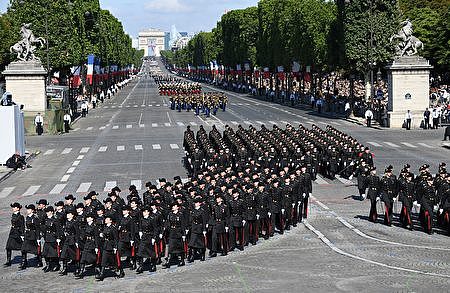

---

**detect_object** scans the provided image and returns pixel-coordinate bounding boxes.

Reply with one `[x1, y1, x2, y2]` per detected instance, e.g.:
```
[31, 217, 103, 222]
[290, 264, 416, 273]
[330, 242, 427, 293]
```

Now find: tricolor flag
[86, 54, 95, 85]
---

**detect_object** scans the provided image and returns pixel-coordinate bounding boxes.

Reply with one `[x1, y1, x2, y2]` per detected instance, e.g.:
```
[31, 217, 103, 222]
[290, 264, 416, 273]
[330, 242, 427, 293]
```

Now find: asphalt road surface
[0, 65, 448, 292]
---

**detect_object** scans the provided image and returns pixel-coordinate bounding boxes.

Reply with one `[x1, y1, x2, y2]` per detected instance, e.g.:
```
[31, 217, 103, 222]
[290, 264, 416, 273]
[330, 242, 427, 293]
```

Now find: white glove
[182, 236, 186, 241]
[113, 248, 117, 253]
[349, 175, 353, 180]
[309, 193, 312, 197]
[185, 229, 189, 235]
[205, 224, 209, 229]
[56, 239, 61, 244]
[350, 161, 354, 166]
[413, 201, 418, 206]
[376, 197, 380, 202]
[439, 209, 444, 214]
[130, 240, 134, 245]
[268, 212, 271, 217]
[256, 214, 260, 220]
[225, 227, 229, 232]
[393, 197, 397, 202]
[36, 240, 40, 245]
[139, 232, 143, 239]
[281, 209, 285, 214]
[202, 231, 206, 236]
[434, 205, 438, 211]
[99, 233, 104, 238]
[95, 248, 98, 254]
[21, 236, 24, 241]
[75, 243, 79, 248]
[159, 234, 163, 239]
[303, 193, 306, 198]
[242, 220, 246, 226]
[151, 238, 155, 245]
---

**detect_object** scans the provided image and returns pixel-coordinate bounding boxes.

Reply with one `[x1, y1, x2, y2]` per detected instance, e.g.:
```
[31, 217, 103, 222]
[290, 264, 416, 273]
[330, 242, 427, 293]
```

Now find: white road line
[230, 121, 238, 125]
[417, 143, 434, 149]
[61, 148, 72, 154]
[104, 181, 117, 192]
[135, 145, 143, 150]
[190, 122, 197, 126]
[98, 146, 108, 152]
[164, 123, 171, 127]
[268, 121, 278, 125]
[104, 106, 109, 109]
[44, 149, 54, 155]
[318, 121, 328, 125]
[133, 105, 138, 108]
[113, 125, 119, 129]
[76, 182, 92, 193]
[314, 175, 329, 185]
[170, 144, 179, 149]
[401, 142, 417, 148]
[314, 200, 329, 210]
[99, 126, 106, 130]
[244, 121, 251, 125]
[166, 112, 172, 124]
[111, 106, 116, 108]
[280, 120, 289, 125]
[61, 175, 70, 182]
[336, 175, 354, 185]
[66, 167, 76, 174]
[86, 127, 93, 131]
[117, 146, 125, 151]
[156, 104, 161, 107]
[126, 105, 130, 108]
[80, 147, 90, 153]
[77, 155, 84, 160]
[130, 180, 142, 191]
[126, 124, 132, 129]
[49, 184, 66, 195]
[0, 187, 15, 198]
[255, 121, 264, 125]
[367, 141, 382, 147]
[152, 123, 158, 127]
[152, 144, 161, 150]
[23, 185, 40, 196]
[383, 141, 400, 148]
[177, 122, 185, 126]
[73, 128, 80, 132]
[72, 160, 80, 166]
[139, 124, 145, 128]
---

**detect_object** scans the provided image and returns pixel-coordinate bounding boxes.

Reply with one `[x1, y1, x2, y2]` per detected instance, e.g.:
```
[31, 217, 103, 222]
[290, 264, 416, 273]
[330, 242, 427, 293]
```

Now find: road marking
[126, 105, 130, 108]
[133, 105, 138, 108]
[0, 187, 15, 198]
[156, 104, 160, 107]
[117, 146, 125, 151]
[336, 175, 354, 185]
[152, 144, 161, 150]
[230, 121, 238, 125]
[49, 184, 66, 194]
[76, 182, 91, 193]
[113, 125, 119, 129]
[77, 155, 84, 160]
[190, 122, 197, 126]
[72, 160, 80, 166]
[383, 142, 400, 148]
[73, 128, 80, 132]
[104, 106, 109, 109]
[23, 185, 40, 196]
[104, 181, 117, 192]
[80, 147, 90, 153]
[243, 121, 251, 125]
[280, 120, 289, 125]
[268, 121, 278, 125]
[139, 124, 145, 128]
[164, 123, 171, 127]
[152, 123, 158, 127]
[86, 127, 93, 131]
[111, 106, 116, 108]
[255, 121, 264, 125]
[170, 144, 179, 149]
[126, 124, 132, 129]
[166, 112, 172, 124]
[367, 141, 382, 147]
[44, 149, 54, 155]
[99, 126, 106, 130]
[66, 167, 76, 174]
[141, 105, 145, 107]
[61, 175, 70, 182]
[61, 148, 72, 154]
[401, 142, 417, 148]
[417, 143, 434, 149]
[135, 145, 143, 150]
[130, 180, 142, 191]
[98, 146, 108, 152]
[314, 175, 329, 185]
[177, 122, 185, 126]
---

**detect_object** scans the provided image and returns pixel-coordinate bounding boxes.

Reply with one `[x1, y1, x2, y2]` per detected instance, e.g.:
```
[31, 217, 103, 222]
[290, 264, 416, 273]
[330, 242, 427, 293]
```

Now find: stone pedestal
[386, 56, 433, 128]
[2, 61, 47, 134]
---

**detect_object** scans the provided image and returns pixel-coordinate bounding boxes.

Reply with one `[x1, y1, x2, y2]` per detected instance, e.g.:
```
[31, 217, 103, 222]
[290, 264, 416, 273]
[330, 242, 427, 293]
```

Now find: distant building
[138, 29, 165, 57]
[164, 32, 171, 51]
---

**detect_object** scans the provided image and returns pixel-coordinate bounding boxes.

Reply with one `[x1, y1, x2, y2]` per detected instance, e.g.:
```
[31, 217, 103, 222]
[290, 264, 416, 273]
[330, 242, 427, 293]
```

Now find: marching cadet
[282, 177, 294, 231]
[399, 173, 415, 230]
[4, 202, 24, 267]
[20, 204, 41, 270]
[256, 184, 272, 240]
[187, 197, 208, 262]
[210, 194, 230, 257]
[64, 194, 76, 211]
[117, 206, 136, 270]
[366, 167, 380, 222]
[76, 213, 100, 279]
[269, 179, 283, 235]
[353, 160, 369, 200]
[55, 201, 66, 227]
[244, 185, 259, 245]
[439, 174, 450, 235]
[136, 205, 158, 273]
[299, 166, 312, 220]
[59, 207, 80, 275]
[229, 189, 246, 251]
[96, 213, 123, 281]
[162, 202, 187, 268]
[417, 176, 438, 234]
[42, 206, 63, 272]
[380, 166, 398, 227]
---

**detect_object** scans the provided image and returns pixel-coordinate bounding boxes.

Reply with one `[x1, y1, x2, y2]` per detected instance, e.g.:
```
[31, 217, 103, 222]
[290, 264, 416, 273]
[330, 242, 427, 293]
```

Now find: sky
[0, 0, 259, 39]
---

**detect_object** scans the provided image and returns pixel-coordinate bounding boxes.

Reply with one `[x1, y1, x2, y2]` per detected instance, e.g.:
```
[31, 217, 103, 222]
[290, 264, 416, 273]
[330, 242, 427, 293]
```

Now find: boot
[187, 249, 194, 263]
[178, 253, 185, 267]
[52, 260, 61, 272]
[117, 267, 125, 278]
[76, 264, 85, 279]
[37, 255, 43, 267]
[95, 267, 105, 281]
[136, 259, 143, 274]
[19, 253, 27, 270]
[59, 260, 68, 275]
[3, 250, 11, 267]
[43, 260, 52, 272]
[200, 249, 205, 261]
[74, 262, 81, 277]
[162, 257, 170, 269]
[149, 259, 156, 272]
[130, 257, 136, 271]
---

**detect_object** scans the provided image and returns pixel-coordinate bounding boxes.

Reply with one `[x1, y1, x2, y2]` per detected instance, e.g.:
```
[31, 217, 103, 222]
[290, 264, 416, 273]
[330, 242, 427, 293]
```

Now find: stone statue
[390, 19, 424, 57]
[10, 23, 46, 62]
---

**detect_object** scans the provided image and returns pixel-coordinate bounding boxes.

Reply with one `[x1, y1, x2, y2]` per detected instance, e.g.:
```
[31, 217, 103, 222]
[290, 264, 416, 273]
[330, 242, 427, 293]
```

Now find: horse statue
[10, 23, 46, 62]
[390, 19, 423, 57]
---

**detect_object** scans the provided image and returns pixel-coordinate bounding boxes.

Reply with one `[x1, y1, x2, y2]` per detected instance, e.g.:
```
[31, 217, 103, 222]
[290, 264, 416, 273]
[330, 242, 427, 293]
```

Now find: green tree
[0, 13, 15, 69]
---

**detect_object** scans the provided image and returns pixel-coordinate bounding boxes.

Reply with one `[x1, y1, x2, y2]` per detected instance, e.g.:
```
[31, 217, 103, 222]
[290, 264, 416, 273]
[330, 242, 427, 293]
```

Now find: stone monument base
[386, 56, 433, 128]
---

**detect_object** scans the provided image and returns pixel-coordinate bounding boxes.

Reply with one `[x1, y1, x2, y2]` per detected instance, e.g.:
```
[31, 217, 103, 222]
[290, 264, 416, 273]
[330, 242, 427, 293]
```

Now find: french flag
[86, 54, 95, 85]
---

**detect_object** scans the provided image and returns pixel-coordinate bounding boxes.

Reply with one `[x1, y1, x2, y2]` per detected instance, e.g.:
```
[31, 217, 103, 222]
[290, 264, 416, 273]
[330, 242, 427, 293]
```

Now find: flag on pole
[87, 54, 95, 85]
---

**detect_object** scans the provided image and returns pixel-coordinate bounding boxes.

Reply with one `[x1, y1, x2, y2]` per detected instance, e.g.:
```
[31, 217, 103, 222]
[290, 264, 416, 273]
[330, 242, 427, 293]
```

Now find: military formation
[154, 75, 228, 117]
